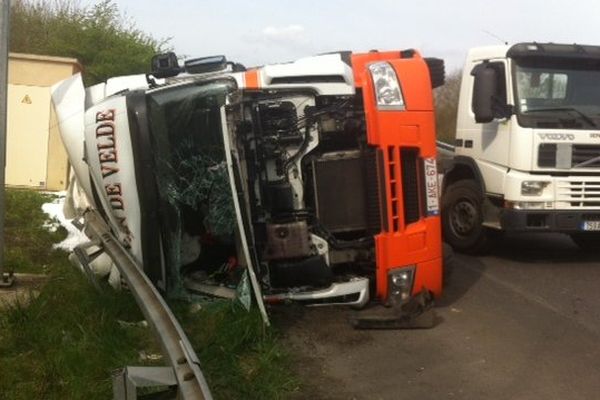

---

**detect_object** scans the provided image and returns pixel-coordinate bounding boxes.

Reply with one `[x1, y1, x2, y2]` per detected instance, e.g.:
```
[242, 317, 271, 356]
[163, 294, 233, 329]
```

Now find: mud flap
[348, 290, 436, 329]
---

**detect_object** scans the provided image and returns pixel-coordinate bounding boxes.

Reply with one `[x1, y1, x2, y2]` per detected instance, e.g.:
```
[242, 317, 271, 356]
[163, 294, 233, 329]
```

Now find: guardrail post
[112, 366, 178, 400]
[0, 0, 14, 287]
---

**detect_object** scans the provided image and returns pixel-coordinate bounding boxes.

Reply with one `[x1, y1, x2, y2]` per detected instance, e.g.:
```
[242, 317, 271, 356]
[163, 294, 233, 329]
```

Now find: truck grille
[538, 144, 600, 168]
[572, 145, 600, 168]
[556, 180, 600, 208]
[387, 146, 401, 232]
[364, 149, 384, 234]
[400, 148, 421, 225]
[386, 146, 422, 232]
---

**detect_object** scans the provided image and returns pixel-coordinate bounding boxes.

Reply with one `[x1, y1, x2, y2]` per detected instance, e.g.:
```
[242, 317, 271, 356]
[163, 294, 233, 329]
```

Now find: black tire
[569, 232, 600, 252]
[442, 179, 490, 254]
[424, 57, 445, 89]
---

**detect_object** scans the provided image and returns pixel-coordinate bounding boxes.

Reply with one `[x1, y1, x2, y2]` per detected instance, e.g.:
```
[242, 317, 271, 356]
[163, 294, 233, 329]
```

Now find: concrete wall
[6, 53, 81, 191]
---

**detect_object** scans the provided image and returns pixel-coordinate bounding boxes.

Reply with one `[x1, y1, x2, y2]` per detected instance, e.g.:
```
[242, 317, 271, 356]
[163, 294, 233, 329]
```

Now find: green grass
[177, 302, 298, 399]
[0, 270, 155, 399]
[0, 188, 297, 399]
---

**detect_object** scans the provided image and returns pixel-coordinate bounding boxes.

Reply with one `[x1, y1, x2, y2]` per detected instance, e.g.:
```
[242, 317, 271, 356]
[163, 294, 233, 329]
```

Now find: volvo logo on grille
[538, 133, 575, 141]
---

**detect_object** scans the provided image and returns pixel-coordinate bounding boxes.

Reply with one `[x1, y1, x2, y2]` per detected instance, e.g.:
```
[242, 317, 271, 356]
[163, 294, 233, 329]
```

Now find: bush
[10, 0, 168, 85]
[434, 70, 462, 143]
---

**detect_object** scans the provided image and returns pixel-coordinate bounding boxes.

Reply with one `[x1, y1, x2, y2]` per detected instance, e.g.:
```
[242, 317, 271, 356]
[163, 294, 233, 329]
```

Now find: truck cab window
[516, 71, 567, 104]
[147, 81, 237, 291]
[513, 58, 600, 128]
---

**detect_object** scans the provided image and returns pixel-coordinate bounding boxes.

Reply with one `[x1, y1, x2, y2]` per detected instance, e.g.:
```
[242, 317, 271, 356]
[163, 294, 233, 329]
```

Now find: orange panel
[413, 257, 443, 299]
[408, 232, 426, 252]
[351, 50, 442, 302]
[244, 69, 260, 89]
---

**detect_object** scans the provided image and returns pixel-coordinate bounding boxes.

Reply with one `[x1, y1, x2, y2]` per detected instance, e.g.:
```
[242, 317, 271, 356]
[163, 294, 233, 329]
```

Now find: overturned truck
[53, 49, 445, 325]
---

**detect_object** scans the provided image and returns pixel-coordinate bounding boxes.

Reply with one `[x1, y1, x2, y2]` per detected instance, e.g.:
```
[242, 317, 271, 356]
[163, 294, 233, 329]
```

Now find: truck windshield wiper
[526, 107, 598, 128]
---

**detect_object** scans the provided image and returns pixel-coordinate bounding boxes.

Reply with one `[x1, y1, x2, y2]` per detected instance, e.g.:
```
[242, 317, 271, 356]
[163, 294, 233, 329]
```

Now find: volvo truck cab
[443, 42, 600, 252]
[53, 49, 445, 324]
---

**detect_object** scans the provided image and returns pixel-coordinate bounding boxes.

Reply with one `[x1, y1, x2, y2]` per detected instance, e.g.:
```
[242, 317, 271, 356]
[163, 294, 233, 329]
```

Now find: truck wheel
[442, 180, 489, 254]
[424, 57, 445, 89]
[569, 233, 600, 252]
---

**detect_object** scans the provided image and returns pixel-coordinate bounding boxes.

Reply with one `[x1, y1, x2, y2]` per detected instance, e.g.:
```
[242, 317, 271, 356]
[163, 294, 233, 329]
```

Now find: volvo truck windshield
[514, 59, 600, 129]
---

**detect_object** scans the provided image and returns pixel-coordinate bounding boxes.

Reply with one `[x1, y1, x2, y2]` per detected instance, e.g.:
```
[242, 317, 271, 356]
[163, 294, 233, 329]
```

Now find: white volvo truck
[441, 42, 600, 253]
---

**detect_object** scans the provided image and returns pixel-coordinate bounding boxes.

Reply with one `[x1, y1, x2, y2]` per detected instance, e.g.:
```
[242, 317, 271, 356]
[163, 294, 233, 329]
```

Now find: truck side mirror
[471, 64, 497, 123]
[151, 52, 182, 78]
[471, 63, 513, 123]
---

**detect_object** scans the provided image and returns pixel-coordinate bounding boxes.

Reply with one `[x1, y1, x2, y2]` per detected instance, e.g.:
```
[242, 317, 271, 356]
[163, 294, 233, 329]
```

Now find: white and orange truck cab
[53, 49, 445, 326]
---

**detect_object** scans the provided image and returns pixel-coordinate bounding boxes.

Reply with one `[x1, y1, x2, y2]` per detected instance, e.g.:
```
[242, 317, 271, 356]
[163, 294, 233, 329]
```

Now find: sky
[106, 0, 600, 73]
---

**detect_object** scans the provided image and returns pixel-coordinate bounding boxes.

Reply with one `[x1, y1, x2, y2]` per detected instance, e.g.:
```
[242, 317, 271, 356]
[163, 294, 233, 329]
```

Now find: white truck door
[459, 59, 512, 195]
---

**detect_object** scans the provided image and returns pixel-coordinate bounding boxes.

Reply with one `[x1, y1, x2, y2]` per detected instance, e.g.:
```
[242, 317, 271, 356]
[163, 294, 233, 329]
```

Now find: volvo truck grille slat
[538, 144, 600, 168]
[557, 180, 600, 208]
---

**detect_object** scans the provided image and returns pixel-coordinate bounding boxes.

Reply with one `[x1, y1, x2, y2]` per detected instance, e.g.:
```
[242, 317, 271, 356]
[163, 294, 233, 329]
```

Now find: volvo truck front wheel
[442, 179, 490, 254]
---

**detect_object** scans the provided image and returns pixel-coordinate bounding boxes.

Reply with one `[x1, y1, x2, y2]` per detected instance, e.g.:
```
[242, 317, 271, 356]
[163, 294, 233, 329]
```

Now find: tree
[9, 0, 168, 85]
[434, 70, 461, 143]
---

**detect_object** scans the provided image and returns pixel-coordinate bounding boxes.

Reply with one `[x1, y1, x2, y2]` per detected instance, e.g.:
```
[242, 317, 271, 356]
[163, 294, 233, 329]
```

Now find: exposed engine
[224, 92, 379, 292]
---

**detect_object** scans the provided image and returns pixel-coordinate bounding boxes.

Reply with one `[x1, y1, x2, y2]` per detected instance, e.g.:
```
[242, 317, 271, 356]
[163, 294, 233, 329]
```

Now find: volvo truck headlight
[521, 181, 549, 196]
[368, 62, 405, 110]
[388, 266, 415, 306]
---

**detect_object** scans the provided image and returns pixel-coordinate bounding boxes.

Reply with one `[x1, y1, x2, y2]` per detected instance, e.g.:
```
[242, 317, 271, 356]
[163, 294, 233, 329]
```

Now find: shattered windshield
[514, 58, 600, 129]
[147, 80, 237, 295]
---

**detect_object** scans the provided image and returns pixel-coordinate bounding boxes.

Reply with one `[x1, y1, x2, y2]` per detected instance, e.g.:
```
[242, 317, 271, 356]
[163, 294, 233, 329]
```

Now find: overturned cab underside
[54, 50, 443, 319]
[129, 77, 381, 307]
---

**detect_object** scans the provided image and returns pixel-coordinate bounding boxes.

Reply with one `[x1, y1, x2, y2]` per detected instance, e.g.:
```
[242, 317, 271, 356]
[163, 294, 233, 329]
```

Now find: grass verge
[0, 189, 297, 399]
[177, 301, 298, 399]
[4, 189, 66, 274]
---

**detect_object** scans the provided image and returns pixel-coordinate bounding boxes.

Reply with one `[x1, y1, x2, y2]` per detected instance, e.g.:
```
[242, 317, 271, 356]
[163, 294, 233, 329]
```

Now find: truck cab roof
[467, 42, 600, 63]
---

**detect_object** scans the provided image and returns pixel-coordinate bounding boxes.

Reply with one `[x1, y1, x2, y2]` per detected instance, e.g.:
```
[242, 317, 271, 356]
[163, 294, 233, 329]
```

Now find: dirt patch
[0, 273, 48, 308]
[272, 305, 375, 399]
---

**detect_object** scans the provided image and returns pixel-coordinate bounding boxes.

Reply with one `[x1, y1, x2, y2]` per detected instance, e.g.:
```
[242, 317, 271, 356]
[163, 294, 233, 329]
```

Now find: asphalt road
[277, 233, 600, 400]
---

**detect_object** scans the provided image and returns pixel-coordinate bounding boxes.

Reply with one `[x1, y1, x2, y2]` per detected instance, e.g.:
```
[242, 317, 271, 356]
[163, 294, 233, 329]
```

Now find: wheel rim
[449, 198, 477, 237]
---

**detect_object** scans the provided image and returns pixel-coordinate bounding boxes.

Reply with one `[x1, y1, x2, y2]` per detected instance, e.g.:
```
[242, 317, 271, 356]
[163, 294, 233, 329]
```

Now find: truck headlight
[388, 266, 415, 306]
[368, 62, 405, 110]
[521, 181, 549, 196]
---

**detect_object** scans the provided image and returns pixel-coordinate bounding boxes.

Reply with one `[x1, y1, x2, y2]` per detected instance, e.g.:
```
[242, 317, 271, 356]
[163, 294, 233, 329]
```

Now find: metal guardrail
[84, 210, 213, 400]
[436, 140, 455, 153]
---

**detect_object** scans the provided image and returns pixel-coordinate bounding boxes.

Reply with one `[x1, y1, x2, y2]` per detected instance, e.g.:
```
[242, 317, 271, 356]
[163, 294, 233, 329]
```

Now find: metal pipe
[0, 0, 12, 285]
[85, 210, 212, 400]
